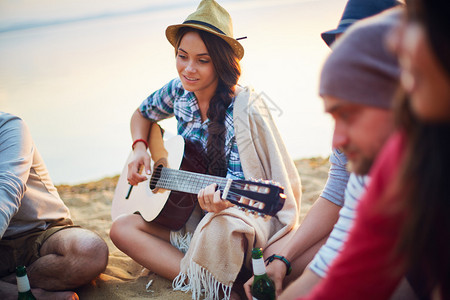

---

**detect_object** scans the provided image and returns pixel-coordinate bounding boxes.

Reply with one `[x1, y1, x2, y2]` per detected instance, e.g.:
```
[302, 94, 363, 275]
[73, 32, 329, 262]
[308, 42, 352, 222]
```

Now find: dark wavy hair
[392, 1, 450, 296]
[391, 94, 450, 298]
[174, 28, 241, 177]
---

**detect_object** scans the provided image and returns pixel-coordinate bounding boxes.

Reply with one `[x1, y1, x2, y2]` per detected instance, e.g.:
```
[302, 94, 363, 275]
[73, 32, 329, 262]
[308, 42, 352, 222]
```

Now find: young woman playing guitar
[109, 1, 301, 299]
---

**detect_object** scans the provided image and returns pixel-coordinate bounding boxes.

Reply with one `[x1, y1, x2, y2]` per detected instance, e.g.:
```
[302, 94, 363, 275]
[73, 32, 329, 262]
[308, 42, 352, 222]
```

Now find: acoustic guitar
[111, 134, 286, 231]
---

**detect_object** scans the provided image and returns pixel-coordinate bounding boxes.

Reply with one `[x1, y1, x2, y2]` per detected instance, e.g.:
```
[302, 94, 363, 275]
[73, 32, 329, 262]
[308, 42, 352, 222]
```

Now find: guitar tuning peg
[244, 209, 250, 216]
[263, 215, 271, 222]
[252, 210, 260, 218]
[257, 212, 265, 218]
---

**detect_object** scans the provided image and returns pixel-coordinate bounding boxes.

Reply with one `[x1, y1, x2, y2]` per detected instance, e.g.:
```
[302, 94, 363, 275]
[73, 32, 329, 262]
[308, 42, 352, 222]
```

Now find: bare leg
[28, 228, 108, 290]
[109, 214, 184, 280]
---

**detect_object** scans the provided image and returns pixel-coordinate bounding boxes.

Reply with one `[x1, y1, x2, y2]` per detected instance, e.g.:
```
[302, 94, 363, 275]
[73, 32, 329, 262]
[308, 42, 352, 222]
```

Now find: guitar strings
[152, 167, 267, 211]
[156, 168, 263, 196]
[156, 167, 264, 192]
[156, 167, 228, 192]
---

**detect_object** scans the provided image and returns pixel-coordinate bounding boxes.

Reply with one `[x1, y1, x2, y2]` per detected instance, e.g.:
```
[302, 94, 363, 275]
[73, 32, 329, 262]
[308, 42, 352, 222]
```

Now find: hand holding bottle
[248, 248, 276, 300]
[245, 258, 286, 299]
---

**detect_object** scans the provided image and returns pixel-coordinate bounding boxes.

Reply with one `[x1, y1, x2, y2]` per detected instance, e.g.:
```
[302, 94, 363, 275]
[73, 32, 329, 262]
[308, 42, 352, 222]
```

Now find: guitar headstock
[224, 179, 286, 219]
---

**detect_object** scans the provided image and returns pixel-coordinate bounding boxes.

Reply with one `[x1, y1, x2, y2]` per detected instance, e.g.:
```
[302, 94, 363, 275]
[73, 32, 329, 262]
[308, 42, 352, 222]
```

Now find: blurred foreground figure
[297, 0, 450, 298]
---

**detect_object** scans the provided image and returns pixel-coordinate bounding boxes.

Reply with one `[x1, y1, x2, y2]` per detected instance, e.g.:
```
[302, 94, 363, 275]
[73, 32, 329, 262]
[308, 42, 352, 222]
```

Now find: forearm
[0, 172, 30, 238]
[0, 116, 32, 238]
[0, 184, 25, 240]
[279, 197, 341, 261]
[0, 200, 12, 238]
[130, 109, 154, 144]
[0, 183, 14, 236]
[279, 268, 322, 300]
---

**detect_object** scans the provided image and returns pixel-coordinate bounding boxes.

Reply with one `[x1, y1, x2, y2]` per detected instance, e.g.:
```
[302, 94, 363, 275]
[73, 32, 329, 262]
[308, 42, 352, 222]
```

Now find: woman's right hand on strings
[127, 143, 151, 186]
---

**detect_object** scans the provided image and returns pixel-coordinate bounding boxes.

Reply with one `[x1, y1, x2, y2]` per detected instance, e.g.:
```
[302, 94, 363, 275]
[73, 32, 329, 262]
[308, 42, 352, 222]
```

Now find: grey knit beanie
[319, 8, 401, 109]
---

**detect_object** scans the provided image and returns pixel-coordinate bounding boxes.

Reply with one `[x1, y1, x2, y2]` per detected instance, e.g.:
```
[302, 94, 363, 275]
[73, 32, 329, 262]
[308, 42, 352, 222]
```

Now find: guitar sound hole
[150, 164, 163, 190]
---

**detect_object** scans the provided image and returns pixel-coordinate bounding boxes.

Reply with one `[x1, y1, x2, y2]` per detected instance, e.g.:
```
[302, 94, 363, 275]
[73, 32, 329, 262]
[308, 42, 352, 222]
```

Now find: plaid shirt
[139, 78, 244, 179]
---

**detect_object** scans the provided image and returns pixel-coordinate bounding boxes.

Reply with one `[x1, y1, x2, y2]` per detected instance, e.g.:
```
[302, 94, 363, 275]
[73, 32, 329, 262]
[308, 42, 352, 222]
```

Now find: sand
[56, 157, 330, 299]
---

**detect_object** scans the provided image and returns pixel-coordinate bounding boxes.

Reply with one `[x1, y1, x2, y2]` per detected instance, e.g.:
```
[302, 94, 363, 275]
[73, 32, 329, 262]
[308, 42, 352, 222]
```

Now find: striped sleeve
[309, 174, 368, 277]
[320, 149, 350, 206]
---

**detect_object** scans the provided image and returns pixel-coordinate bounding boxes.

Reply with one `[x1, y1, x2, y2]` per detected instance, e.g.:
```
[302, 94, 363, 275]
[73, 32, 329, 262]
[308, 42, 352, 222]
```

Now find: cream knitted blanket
[173, 86, 302, 299]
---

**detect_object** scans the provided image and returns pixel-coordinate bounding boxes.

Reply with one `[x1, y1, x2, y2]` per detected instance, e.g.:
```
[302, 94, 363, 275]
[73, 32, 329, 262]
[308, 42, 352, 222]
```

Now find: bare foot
[32, 288, 79, 300]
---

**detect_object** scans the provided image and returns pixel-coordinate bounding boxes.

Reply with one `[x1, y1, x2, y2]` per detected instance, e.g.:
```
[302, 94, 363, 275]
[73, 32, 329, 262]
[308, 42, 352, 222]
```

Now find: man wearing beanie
[278, 7, 419, 300]
[244, 3, 406, 300]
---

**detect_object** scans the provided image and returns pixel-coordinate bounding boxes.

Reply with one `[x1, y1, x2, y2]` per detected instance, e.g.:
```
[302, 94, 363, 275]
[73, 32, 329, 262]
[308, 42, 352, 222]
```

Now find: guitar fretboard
[155, 167, 230, 195]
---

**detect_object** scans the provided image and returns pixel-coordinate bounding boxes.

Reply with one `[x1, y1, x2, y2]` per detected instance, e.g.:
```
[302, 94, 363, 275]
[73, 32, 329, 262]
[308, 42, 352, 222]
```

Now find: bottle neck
[17, 274, 31, 293]
[252, 257, 267, 276]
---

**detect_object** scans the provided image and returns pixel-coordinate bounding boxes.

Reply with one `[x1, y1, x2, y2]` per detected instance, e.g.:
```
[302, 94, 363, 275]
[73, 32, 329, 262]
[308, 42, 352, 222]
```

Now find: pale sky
[0, 0, 347, 184]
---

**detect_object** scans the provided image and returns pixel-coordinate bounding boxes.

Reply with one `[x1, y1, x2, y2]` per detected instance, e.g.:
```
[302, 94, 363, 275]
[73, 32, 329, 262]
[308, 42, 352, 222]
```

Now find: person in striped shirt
[278, 8, 418, 300]
[245, 6, 414, 300]
[244, 0, 401, 299]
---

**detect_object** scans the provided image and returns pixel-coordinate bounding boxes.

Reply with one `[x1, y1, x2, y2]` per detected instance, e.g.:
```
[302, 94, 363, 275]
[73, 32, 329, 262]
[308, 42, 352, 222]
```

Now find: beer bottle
[16, 265, 36, 300]
[251, 248, 275, 300]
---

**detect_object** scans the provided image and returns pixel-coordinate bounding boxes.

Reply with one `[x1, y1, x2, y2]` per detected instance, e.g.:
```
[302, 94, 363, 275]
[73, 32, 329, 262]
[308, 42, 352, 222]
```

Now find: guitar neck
[155, 167, 230, 195]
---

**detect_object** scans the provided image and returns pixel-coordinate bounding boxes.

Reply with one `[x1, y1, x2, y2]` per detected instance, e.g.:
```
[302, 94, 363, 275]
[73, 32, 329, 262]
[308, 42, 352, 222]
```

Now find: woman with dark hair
[294, 0, 450, 299]
[387, 0, 450, 297]
[109, 1, 301, 299]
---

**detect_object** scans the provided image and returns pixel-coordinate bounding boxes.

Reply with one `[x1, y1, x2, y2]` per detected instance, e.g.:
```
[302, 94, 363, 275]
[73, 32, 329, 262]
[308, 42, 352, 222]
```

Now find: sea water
[0, 0, 344, 184]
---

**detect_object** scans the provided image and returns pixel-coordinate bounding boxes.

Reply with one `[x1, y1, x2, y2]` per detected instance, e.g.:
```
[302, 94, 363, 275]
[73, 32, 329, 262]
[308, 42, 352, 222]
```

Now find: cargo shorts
[0, 219, 78, 277]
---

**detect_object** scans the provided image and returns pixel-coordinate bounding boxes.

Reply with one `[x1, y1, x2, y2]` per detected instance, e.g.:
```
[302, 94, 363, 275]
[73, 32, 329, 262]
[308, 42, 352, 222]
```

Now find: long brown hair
[175, 27, 241, 177]
[391, 93, 450, 297]
[392, 0, 450, 291]
[379, 0, 450, 293]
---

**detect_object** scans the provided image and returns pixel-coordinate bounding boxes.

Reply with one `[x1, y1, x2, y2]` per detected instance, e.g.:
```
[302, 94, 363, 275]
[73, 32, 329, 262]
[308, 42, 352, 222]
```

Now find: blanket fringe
[172, 260, 232, 300]
[170, 230, 193, 254]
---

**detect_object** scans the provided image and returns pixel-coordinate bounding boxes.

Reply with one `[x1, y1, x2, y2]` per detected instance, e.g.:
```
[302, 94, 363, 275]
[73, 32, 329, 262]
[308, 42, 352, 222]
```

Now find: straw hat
[165, 0, 245, 60]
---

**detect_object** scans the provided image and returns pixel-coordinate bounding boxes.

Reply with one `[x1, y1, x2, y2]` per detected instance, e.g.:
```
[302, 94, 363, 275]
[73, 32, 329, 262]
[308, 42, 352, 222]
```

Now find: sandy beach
[57, 156, 330, 299]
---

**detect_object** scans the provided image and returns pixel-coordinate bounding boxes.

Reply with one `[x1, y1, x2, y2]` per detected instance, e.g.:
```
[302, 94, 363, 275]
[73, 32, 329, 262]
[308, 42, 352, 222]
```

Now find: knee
[71, 230, 108, 282]
[109, 214, 135, 246]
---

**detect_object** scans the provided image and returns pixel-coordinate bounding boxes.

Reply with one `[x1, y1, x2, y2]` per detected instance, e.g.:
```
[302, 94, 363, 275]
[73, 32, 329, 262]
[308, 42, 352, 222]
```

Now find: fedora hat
[166, 0, 244, 60]
[321, 0, 401, 47]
